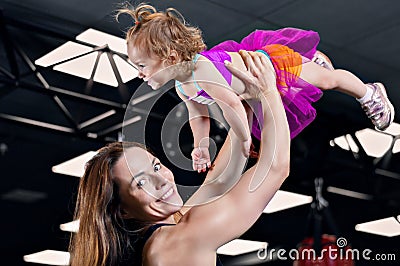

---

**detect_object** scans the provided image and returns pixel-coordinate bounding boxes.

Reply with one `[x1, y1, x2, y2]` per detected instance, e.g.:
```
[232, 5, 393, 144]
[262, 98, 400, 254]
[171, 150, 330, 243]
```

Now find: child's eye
[137, 179, 147, 187]
[138, 64, 145, 69]
[154, 163, 161, 172]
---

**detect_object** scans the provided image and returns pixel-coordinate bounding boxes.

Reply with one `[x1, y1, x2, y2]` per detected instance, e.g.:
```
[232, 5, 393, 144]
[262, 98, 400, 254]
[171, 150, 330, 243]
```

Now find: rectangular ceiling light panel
[24, 250, 70, 265]
[263, 190, 312, 213]
[76, 28, 128, 55]
[35, 41, 93, 67]
[355, 217, 400, 237]
[52, 151, 97, 177]
[60, 220, 80, 233]
[355, 128, 393, 158]
[217, 239, 267, 256]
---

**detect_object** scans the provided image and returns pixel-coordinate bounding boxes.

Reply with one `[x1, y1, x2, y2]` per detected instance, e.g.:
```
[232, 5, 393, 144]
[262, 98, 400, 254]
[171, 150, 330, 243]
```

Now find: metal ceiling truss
[0, 10, 162, 141]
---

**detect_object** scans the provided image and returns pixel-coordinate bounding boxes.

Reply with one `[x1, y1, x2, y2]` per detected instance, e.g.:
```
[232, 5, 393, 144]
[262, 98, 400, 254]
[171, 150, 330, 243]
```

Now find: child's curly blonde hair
[117, 3, 206, 61]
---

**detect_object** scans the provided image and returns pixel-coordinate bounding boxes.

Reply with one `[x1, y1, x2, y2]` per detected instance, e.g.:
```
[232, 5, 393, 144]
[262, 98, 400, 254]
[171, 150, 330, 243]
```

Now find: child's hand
[191, 147, 212, 173]
[241, 137, 252, 158]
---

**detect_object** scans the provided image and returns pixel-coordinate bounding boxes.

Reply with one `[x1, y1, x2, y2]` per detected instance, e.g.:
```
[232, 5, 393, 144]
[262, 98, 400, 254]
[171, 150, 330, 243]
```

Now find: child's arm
[176, 88, 212, 172]
[197, 83, 251, 157]
[194, 58, 252, 157]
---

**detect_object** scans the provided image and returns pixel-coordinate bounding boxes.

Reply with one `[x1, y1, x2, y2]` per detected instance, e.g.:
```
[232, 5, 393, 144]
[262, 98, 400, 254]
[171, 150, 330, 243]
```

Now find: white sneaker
[361, 83, 395, 131]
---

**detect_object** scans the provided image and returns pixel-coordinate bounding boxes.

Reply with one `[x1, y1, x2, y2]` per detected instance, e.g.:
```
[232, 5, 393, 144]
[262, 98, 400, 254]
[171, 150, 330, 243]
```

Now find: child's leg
[300, 62, 394, 130]
[300, 62, 367, 98]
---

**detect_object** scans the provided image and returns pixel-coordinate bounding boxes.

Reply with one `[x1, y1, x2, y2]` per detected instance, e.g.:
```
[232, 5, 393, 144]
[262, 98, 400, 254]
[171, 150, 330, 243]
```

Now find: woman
[69, 50, 291, 265]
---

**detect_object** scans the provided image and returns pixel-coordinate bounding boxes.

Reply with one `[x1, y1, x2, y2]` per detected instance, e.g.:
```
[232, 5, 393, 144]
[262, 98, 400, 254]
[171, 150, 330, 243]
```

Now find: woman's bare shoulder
[142, 223, 207, 265]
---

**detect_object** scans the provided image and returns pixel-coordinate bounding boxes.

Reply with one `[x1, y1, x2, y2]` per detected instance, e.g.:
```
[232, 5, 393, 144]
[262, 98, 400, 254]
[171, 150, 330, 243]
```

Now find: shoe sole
[374, 82, 395, 131]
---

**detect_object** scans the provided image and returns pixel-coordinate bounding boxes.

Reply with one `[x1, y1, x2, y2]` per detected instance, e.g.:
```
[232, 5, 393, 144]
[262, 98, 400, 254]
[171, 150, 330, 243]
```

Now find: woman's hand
[225, 50, 277, 99]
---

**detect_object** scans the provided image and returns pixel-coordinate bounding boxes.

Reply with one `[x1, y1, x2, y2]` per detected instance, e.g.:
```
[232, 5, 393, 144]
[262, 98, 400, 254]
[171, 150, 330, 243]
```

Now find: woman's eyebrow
[130, 171, 143, 186]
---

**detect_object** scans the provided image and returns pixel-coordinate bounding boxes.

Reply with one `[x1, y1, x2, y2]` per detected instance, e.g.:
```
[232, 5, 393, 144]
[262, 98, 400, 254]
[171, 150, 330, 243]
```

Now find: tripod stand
[294, 178, 354, 266]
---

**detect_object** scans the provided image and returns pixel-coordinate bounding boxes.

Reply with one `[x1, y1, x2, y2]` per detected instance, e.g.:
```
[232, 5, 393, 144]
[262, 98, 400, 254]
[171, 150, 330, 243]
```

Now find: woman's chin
[165, 193, 183, 207]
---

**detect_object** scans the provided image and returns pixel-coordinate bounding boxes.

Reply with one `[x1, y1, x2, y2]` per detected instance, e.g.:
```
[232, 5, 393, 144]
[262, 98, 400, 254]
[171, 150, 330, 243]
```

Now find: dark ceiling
[0, 0, 399, 265]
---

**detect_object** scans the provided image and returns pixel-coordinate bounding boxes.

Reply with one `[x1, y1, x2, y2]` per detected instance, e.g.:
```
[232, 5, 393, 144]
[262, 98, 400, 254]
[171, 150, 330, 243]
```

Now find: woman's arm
[180, 51, 291, 250]
[182, 128, 247, 209]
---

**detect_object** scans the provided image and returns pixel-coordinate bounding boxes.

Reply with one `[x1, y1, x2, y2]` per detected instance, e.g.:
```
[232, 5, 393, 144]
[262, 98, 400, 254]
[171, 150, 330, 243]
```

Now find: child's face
[128, 44, 175, 90]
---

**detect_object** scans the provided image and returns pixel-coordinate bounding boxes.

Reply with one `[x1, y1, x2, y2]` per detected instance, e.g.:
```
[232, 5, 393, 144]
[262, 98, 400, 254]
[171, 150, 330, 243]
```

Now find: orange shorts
[262, 44, 303, 87]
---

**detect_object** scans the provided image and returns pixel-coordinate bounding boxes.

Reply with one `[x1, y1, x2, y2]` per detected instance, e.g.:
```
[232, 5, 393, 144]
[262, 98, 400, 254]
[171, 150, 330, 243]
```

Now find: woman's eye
[154, 163, 161, 172]
[137, 179, 147, 187]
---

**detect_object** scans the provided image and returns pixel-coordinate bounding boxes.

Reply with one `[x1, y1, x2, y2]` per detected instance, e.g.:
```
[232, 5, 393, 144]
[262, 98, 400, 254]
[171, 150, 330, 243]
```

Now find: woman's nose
[154, 174, 168, 190]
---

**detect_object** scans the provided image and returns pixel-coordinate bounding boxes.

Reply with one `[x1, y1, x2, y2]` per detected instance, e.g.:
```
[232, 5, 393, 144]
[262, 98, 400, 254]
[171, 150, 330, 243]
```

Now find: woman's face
[112, 147, 183, 222]
[128, 44, 176, 90]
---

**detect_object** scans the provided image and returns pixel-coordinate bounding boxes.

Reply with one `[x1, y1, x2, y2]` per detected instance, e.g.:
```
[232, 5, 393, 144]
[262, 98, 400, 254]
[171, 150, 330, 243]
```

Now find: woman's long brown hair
[69, 142, 145, 266]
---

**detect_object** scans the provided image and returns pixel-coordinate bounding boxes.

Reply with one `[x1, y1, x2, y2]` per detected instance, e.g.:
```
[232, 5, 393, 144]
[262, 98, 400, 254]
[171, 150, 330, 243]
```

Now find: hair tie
[135, 21, 140, 26]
